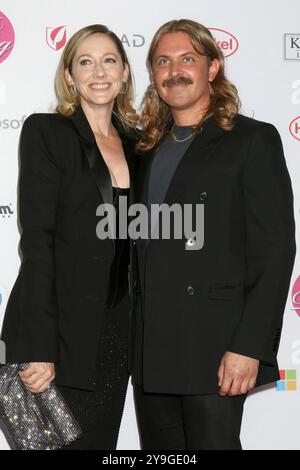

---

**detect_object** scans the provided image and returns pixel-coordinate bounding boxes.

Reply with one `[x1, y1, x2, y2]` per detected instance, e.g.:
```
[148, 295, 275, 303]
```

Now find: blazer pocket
[208, 283, 241, 300]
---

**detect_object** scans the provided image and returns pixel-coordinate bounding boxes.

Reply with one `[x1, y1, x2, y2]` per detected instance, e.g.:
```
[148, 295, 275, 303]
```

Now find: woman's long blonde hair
[55, 24, 138, 130]
[137, 19, 241, 151]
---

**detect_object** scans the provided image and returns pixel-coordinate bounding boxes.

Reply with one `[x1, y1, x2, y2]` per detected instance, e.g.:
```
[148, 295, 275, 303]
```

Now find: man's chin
[166, 101, 194, 111]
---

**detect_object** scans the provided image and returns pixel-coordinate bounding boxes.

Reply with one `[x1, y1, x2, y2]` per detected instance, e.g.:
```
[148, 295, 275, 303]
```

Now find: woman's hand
[19, 362, 55, 393]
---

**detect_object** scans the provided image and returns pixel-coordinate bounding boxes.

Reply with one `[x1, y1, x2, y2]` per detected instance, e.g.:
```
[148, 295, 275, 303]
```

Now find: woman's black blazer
[1, 106, 137, 390]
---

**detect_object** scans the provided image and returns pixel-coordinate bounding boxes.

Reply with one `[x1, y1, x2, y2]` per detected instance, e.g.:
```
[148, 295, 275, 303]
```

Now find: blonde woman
[1, 24, 138, 449]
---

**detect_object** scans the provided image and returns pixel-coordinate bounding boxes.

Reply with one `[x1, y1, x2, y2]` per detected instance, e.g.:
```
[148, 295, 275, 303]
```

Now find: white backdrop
[0, 0, 299, 450]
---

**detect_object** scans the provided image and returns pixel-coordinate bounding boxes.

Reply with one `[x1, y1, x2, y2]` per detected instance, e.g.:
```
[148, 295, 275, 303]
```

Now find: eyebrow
[154, 51, 199, 60]
[77, 52, 119, 59]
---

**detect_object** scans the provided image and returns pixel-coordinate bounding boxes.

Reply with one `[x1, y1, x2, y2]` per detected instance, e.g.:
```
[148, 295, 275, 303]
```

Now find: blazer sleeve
[14, 114, 63, 362]
[229, 123, 296, 364]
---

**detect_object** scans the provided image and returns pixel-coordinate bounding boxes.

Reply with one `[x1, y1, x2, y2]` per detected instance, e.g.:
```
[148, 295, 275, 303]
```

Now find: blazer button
[186, 286, 195, 296]
[200, 191, 208, 201]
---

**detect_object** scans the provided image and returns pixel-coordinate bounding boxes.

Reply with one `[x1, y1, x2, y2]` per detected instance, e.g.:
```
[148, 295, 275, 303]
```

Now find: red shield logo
[46, 26, 66, 51]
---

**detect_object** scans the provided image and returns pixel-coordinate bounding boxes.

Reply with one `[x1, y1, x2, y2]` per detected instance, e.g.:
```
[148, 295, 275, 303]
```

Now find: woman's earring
[72, 84, 77, 95]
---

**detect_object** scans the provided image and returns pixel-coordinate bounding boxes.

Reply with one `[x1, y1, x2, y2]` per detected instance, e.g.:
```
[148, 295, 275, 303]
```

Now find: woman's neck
[81, 100, 115, 138]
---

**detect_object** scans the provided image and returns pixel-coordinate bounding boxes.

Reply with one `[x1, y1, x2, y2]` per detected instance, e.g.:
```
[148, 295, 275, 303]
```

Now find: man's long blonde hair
[55, 24, 138, 130]
[137, 19, 241, 151]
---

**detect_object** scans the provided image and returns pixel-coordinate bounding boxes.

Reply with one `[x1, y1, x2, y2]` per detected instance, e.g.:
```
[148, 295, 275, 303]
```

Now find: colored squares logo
[277, 370, 297, 391]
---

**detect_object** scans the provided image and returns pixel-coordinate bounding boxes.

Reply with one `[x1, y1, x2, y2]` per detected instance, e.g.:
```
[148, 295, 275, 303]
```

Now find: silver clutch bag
[0, 363, 82, 450]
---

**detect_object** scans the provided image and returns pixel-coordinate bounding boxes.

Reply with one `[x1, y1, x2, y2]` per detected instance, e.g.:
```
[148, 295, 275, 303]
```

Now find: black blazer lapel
[138, 117, 225, 208]
[69, 107, 137, 207]
[164, 117, 225, 205]
[139, 117, 225, 259]
[69, 106, 113, 206]
[111, 111, 138, 205]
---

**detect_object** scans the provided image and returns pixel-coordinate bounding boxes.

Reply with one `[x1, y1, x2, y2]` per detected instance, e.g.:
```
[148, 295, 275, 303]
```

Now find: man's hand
[217, 352, 259, 397]
[19, 362, 55, 393]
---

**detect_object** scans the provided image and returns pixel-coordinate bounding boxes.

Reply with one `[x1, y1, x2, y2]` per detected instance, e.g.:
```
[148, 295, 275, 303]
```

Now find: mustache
[162, 76, 193, 88]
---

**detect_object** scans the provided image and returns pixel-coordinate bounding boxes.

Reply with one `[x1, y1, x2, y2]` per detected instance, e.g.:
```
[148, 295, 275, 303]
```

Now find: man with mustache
[128, 19, 296, 449]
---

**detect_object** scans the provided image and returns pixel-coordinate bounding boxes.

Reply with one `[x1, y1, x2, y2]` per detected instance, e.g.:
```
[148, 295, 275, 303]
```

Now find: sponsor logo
[209, 28, 239, 58]
[46, 25, 66, 51]
[284, 34, 300, 60]
[0, 203, 14, 217]
[292, 276, 300, 317]
[121, 34, 145, 47]
[276, 370, 297, 391]
[289, 116, 300, 141]
[0, 116, 26, 129]
[0, 11, 15, 63]
[292, 276, 300, 316]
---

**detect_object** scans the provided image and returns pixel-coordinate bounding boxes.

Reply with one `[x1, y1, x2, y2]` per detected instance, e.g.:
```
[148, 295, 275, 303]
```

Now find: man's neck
[171, 97, 210, 126]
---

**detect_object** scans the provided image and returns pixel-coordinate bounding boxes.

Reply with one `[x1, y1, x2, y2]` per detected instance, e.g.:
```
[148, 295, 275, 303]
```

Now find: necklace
[170, 124, 195, 143]
[170, 123, 204, 142]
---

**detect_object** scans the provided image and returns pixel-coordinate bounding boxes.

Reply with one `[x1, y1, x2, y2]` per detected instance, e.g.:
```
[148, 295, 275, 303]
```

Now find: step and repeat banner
[0, 0, 299, 450]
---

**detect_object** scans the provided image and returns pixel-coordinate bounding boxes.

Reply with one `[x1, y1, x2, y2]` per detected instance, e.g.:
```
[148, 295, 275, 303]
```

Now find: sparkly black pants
[57, 295, 130, 450]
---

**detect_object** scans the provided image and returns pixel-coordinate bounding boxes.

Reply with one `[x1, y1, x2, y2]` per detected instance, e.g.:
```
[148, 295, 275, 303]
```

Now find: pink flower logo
[46, 25, 66, 51]
[292, 276, 300, 317]
[0, 12, 15, 64]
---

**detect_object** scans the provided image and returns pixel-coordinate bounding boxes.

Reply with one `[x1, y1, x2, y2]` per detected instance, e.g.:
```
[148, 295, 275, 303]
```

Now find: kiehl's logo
[0, 12, 15, 63]
[46, 25, 66, 51]
[289, 116, 300, 141]
[209, 28, 239, 58]
[284, 34, 300, 60]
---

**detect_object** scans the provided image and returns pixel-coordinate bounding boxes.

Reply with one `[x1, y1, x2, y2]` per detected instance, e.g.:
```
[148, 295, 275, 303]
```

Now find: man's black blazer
[1, 106, 137, 390]
[129, 114, 296, 395]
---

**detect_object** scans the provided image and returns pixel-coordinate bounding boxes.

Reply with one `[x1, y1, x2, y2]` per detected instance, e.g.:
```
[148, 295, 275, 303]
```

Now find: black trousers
[133, 384, 247, 450]
[57, 295, 130, 450]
